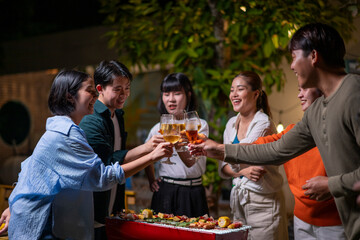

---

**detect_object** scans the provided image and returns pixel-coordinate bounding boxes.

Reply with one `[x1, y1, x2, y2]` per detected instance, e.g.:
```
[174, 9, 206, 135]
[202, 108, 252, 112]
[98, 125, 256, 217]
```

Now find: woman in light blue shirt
[7, 70, 173, 240]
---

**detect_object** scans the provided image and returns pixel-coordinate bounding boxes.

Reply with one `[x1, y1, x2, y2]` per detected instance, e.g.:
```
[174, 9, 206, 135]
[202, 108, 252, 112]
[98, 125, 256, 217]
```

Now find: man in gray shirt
[189, 23, 360, 240]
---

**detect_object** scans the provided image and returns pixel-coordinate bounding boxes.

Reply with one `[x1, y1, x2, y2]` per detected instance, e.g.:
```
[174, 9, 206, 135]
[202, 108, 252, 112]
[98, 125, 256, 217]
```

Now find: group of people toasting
[0, 22, 359, 240]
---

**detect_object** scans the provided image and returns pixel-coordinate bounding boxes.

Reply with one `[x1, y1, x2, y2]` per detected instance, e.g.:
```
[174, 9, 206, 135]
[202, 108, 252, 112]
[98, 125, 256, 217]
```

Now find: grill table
[106, 218, 250, 240]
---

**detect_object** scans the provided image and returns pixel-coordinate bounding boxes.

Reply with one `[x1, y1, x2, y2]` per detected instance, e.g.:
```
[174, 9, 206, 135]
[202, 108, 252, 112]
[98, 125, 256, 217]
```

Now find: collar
[233, 110, 265, 130]
[93, 100, 124, 118]
[228, 110, 269, 143]
[94, 100, 111, 116]
[46, 115, 76, 136]
[323, 74, 349, 104]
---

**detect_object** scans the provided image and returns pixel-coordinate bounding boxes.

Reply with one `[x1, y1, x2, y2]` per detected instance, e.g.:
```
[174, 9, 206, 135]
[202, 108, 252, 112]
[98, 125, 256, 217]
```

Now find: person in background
[79, 60, 164, 239]
[189, 23, 360, 240]
[253, 87, 346, 239]
[8, 70, 173, 239]
[145, 73, 209, 217]
[219, 71, 287, 240]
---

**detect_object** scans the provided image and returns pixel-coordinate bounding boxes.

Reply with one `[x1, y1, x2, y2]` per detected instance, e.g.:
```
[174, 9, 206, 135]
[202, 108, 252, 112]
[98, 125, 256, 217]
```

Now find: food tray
[106, 217, 251, 240]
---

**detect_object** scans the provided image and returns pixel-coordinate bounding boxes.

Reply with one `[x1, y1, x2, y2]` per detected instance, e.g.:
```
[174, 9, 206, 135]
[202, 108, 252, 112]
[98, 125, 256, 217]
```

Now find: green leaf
[174, 55, 187, 67]
[168, 49, 184, 63]
[194, 67, 206, 82]
[185, 48, 199, 58]
[165, 16, 176, 32]
[263, 38, 274, 58]
[271, 34, 279, 49]
[205, 69, 221, 77]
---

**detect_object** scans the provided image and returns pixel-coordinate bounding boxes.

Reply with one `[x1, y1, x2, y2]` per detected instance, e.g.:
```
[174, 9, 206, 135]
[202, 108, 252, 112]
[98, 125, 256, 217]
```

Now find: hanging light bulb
[277, 122, 284, 133]
[277, 110, 284, 133]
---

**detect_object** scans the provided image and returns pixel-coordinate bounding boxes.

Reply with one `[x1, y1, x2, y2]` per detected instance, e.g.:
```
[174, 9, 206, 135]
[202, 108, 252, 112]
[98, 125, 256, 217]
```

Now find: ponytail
[258, 90, 272, 119]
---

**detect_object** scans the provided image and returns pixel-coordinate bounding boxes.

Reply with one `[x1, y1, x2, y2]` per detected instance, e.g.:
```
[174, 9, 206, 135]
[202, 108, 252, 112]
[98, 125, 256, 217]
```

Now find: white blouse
[145, 119, 208, 179]
[219, 111, 283, 194]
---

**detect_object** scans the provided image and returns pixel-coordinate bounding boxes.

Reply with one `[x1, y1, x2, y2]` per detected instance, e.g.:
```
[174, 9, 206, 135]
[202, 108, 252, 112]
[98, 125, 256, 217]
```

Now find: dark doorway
[0, 101, 31, 145]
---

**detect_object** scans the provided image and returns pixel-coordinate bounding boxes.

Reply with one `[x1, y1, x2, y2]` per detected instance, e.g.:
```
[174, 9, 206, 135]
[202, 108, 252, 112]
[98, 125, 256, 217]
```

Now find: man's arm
[224, 120, 315, 165]
[189, 138, 226, 160]
[190, 120, 314, 165]
[253, 124, 333, 201]
[253, 124, 294, 144]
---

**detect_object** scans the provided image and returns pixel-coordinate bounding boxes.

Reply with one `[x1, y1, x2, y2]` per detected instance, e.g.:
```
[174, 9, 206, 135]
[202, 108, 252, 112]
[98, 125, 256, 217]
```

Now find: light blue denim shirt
[8, 116, 125, 240]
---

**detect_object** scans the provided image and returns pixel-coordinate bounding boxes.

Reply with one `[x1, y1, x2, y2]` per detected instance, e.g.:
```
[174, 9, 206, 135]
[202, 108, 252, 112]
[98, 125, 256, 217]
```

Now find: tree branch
[207, 0, 225, 69]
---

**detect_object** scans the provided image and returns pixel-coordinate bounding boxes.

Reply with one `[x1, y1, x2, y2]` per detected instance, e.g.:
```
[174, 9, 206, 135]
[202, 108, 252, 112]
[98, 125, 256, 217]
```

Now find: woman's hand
[149, 178, 161, 192]
[150, 142, 173, 161]
[145, 135, 165, 152]
[0, 207, 10, 235]
[239, 166, 267, 182]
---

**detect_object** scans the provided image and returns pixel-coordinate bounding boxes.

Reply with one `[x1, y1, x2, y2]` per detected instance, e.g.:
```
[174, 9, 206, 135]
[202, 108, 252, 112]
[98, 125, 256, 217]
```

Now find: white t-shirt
[145, 118, 208, 179]
[109, 114, 121, 214]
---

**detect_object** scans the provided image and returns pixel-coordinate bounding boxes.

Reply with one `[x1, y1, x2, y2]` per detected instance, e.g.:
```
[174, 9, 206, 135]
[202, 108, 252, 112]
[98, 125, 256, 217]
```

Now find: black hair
[94, 60, 133, 87]
[157, 73, 198, 114]
[48, 69, 90, 115]
[289, 23, 345, 68]
[235, 71, 272, 118]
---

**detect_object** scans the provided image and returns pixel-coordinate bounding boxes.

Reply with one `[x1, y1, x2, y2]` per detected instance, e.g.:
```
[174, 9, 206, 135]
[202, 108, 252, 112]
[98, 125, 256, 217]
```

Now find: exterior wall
[0, 71, 56, 184]
[0, 70, 56, 160]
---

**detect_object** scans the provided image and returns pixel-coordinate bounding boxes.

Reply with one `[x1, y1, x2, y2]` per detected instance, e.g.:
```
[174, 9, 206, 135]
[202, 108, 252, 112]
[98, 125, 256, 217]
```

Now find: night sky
[0, 0, 104, 42]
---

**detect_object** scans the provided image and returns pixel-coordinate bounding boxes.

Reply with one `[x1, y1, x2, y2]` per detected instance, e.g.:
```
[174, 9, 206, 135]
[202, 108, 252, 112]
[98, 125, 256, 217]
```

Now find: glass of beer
[160, 114, 173, 135]
[185, 111, 201, 160]
[160, 114, 178, 164]
[174, 112, 186, 152]
[185, 111, 201, 143]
